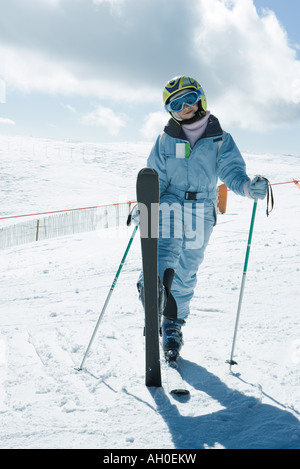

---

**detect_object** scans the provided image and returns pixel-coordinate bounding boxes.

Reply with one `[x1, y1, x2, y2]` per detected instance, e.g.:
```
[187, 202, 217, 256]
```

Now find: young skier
[139, 75, 268, 362]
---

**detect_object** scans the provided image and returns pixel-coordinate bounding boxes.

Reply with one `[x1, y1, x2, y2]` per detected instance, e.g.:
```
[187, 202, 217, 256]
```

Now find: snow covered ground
[0, 134, 299, 449]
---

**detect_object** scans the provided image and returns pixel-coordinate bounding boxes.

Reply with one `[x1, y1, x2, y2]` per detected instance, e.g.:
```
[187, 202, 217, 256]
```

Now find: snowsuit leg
[158, 194, 216, 320]
[158, 194, 184, 279]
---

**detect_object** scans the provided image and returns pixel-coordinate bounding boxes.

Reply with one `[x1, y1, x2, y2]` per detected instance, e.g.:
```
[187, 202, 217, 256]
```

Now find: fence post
[36, 219, 40, 241]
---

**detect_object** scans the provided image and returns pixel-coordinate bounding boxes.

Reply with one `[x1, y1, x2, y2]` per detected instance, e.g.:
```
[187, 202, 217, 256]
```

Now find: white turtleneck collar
[182, 111, 211, 148]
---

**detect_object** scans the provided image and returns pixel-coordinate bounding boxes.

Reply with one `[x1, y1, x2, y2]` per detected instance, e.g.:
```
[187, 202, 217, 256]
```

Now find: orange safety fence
[293, 179, 300, 190]
[217, 179, 299, 214]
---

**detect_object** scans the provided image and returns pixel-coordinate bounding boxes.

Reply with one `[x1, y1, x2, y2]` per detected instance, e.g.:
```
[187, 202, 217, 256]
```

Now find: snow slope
[0, 135, 299, 449]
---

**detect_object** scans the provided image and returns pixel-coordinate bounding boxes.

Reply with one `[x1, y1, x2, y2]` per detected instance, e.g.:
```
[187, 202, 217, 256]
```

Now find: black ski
[136, 168, 161, 387]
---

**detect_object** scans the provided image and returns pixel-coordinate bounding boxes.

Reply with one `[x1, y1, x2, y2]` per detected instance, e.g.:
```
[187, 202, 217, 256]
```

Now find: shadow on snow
[149, 359, 300, 449]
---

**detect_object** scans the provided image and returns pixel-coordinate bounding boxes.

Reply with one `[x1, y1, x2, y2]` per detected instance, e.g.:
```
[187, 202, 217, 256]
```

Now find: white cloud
[61, 103, 77, 113]
[0, 78, 6, 103]
[0, 0, 192, 103]
[0, 44, 77, 95]
[81, 105, 127, 136]
[0, 43, 158, 104]
[291, 78, 300, 104]
[92, 0, 124, 5]
[193, 0, 300, 130]
[0, 0, 299, 139]
[92, 0, 125, 14]
[30, 0, 62, 7]
[0, 117, 15, 125]
[140, 112, 169, 141]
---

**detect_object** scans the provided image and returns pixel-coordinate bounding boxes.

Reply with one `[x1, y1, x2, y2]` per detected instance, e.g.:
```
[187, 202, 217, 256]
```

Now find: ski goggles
[165, 89, 202, 113]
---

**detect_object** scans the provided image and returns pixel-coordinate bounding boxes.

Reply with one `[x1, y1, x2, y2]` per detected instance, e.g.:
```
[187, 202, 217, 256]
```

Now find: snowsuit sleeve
[217, 132, 250, 196]
[147, 134, 169, 194]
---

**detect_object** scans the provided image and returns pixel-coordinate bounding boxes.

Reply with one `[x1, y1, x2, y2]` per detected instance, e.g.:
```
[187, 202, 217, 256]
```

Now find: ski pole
[77, 225, 138, 371]
[226, 198, 258, 370]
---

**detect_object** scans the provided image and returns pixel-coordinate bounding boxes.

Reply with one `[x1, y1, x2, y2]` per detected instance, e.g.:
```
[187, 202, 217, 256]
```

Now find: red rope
[0, 201, 135, 221]
[1, 179, 299, 221]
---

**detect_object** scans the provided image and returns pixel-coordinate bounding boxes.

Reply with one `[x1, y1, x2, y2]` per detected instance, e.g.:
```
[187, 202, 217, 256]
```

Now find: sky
[0, 0, 300, 155]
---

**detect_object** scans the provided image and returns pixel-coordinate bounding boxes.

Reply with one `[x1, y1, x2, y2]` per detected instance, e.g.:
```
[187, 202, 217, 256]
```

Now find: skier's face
[177, 103, 198, 120]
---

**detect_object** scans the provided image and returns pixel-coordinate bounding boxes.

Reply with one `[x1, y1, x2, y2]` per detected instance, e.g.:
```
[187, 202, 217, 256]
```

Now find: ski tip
[138, 167, 158, 177]
[170, 388, 190, 396]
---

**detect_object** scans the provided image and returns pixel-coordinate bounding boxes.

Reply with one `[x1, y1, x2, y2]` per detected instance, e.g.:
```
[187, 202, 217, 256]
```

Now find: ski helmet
[163, 75, 207, 112]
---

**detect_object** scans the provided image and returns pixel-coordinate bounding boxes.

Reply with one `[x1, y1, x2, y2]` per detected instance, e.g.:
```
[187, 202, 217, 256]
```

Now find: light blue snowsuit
[147, 115, 250, 319]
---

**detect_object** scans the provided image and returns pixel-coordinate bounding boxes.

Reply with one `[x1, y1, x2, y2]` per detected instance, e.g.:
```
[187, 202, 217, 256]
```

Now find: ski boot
[162, 316, 185, 362]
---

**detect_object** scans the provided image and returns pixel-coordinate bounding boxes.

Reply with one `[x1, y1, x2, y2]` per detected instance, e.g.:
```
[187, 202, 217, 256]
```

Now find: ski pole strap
[263, 177, 274, 216]
[127, 203, 139, 226]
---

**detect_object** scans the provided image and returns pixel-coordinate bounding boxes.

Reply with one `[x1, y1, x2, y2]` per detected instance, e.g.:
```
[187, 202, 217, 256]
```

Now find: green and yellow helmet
[163, 75, 207, 112]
